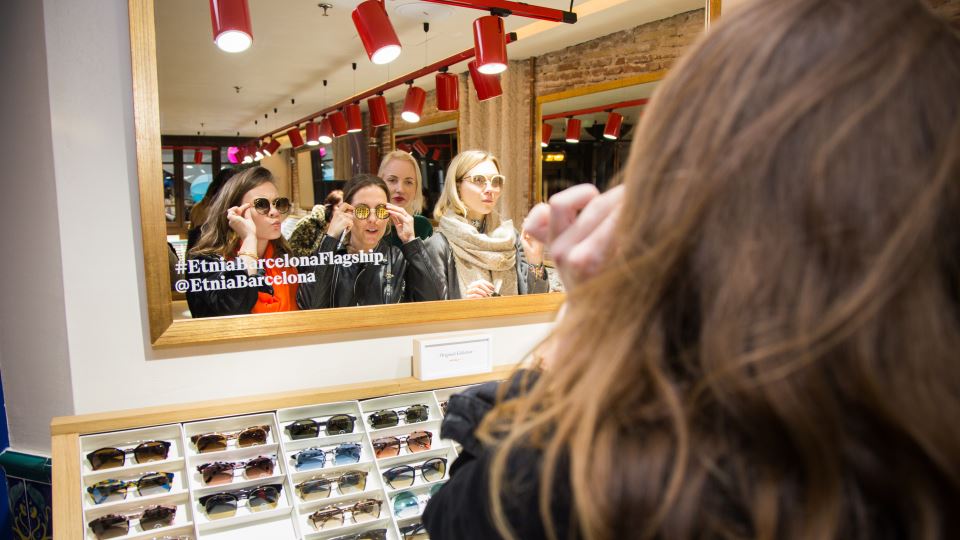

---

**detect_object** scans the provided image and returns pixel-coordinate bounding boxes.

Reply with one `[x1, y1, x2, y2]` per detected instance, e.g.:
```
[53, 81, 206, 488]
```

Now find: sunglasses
[308, 498, 382, 531]
[382, 457, 446, 490]
[293, 443, 362, 471]
[87, 441, 172, 471]
[86, 472, 174, 505]
[372, 431, 433, 459]
[461, 173, 505, 190]
[392, 484, 444, 519]
[296, 470, 368, 501]
[190, 425, 270, 454]
[285, 414, 356, 440]
[399, 522, 429, 540]
[439, 400, 448, 416]
[367, 404, 430, 430]
[197, 483, 283, 519]
[352, 203, 390, 221]
[196, 456, 275, 486]
[252, 197, 291, 215]
[330, 529, 387, 540]
[87, 504, 176, 538]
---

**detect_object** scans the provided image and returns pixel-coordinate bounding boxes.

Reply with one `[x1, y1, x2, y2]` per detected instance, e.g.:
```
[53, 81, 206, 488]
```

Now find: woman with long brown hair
[187, 166, 302, 317]
[423, 0, 960, 538]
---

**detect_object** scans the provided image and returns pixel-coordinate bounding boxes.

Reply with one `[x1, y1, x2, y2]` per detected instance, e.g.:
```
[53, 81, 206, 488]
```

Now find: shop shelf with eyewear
[82, 491, 193, 540]
[390, 481, 446, 523]
[379, 448, 455, 496]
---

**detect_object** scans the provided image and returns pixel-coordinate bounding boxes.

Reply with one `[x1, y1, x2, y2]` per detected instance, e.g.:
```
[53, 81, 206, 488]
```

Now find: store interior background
[3, 0, 957, 538]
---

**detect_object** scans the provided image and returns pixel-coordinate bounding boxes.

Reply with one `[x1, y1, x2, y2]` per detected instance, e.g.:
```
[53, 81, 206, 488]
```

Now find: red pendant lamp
[209, 0, 253, 53]
[368, 94, 390, 127]
[541, 123, 552, 147]
[243, 143, 256, 163]
[473, 15, 507, 75]
[352, 0, 402, 65]
[193, 150, 204, 164]
[319, 117, 334, 144]
[468, 60, 502, 101]
[329, 110, 348, 137]
[436, 71, 459, 111]
[263, 138, 281, 156]
[287, 127, 305, 148]
[401, 84, 426, 123]
[305, 122, 320, 146]
[565, 118, 581, 143]
[603, 112, 624, 140]
[345, 102, 363, 133]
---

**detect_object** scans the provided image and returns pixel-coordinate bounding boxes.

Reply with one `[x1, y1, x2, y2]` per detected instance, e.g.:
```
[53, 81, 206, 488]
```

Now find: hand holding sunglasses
[381, 202, 417, 244]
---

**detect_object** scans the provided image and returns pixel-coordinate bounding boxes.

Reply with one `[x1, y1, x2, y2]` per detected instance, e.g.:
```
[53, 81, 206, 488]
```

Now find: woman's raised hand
[385, 203, 415, 244]
[522, 184, 623, 292]
[226, 203, 257, 240]
[464, 279, 496, 299]
[326, 202, 354, 238]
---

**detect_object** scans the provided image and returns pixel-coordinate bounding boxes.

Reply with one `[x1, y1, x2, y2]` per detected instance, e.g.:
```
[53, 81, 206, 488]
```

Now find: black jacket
[184, 254, 274, 318]
[423, 371, 574, 540]
[424, 231, 550, 299]
[296, 234, 444, 308]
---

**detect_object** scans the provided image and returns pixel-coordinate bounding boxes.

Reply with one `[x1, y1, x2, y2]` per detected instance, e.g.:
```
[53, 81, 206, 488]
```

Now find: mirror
[135, 0, 718, 345]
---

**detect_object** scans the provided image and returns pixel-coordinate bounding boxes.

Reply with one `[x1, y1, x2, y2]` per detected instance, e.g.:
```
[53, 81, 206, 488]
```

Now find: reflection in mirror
[540, 81, 658, 198]
[143, 0, 711, 338]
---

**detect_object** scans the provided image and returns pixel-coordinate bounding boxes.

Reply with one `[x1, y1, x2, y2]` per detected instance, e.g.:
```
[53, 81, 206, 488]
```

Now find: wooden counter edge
[52, 433, 82, 540]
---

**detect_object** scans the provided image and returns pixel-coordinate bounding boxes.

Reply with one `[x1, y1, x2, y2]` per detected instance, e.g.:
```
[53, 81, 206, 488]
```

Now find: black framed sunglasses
[197, 483, 283, 518]
[367, 404, 430, 430]
[382, 457, 447, 489]
[285, 414, 356, 440]
[353, 203, 389, 220]
[87, 504, 176, 538]
[252, 197, 291, 215]
[295, 469, 368, 501]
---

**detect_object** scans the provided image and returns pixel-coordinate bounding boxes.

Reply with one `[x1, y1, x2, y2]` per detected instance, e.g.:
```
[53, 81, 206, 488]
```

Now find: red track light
[468, 60, 502, 101]
[319, 118, 334, 144]
[287, 127, 305, 148]
[263, 139, 281, 156]
[352, 0, 402, 65]
[473, 15, 507, 74]
[193, 150, 203, 164]
[565, 118, 581, 143]
[402, 85, 426, 123]
[541, 123, 552, 147]
[603, 112, 623, 140]
[345, 103, 363, 133]
[329, 111, 348, 137]
[436, 72, 459, 111]
[209, 0, 253, 53]
[368, 95, 390, 127]
[305, 122, 320, 146]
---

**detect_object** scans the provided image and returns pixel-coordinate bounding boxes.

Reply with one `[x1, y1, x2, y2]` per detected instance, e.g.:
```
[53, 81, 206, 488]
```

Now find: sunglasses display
[462, 173, 505, 190]
[295, 470, 368, 501]
[372, 431, 432, 459]
[197, 483, 284, 519]
[87, 504, 176, 538]
[330, 528, 388, 540]
[284, 414, 356, 440]
[367, 404, 430, 430]
[86, 441, 172, 471]
[190, 425, 270, 454]
[399, 522, 430, 540]
[308, 498, 382, 530]
[196, 455, 275, 485]
[439, 401, 448, 416]
[382, 457, 447, 489]
[86, 472, 174, 505]
[252, 197, 291, 215]
[352, 203, 390, 221]
[293, 443, 362, 471]
[392, 484, 443, 519]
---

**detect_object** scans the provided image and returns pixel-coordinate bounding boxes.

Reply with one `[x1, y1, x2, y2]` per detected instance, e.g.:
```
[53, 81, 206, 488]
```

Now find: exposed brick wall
[534, 9, 705, 97]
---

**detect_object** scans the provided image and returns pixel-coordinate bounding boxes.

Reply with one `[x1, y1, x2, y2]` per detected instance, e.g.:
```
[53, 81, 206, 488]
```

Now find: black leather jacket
[424, 231, 550, 299]
[184, 254, 271, 318]
[296, 234, 444, 308]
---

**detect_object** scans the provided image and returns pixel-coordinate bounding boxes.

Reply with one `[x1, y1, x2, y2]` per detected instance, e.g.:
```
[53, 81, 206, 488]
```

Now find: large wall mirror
[134, 0, 722, 346]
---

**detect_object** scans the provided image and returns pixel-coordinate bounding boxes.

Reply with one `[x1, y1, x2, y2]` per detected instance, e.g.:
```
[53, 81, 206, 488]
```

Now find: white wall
[2, 0, 553, 453]
[0, 0, 75, 456]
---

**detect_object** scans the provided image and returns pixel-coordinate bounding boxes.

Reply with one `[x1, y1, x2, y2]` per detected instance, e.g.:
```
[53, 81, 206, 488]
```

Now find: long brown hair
[480, 0, 960, 539]
[189, 166, 291, 258]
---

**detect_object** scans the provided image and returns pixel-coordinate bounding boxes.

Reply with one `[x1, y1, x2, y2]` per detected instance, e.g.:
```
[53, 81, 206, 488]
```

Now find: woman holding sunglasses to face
[425, 150, 548, 299]
[187, 166, 300, 317]
[297, 174, 443, 308]
[378, 150, 434, 247]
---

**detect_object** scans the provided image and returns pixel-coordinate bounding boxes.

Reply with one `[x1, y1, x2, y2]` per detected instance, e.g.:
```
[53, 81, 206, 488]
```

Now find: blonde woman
[378, 150, 433, 247]
[425, 150, 548, 299]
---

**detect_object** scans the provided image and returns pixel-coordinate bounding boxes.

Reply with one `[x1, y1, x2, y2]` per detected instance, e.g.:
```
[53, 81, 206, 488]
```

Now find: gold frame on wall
[389, 111, 461, 153]
[131, 0, 562, 348]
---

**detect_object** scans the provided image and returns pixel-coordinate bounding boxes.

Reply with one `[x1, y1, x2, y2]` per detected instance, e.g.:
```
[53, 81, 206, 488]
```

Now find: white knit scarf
[438, 212, 519, 297]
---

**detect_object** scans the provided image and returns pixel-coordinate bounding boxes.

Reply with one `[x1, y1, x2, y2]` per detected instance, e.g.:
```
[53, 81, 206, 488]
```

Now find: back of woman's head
[189, 166, 278, 257]
[482, 0, 960, 539]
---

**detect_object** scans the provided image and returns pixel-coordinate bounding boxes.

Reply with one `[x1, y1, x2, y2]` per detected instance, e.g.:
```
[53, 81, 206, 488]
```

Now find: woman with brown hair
[423, 0, 960, 538]
[186, 166, 301, 318]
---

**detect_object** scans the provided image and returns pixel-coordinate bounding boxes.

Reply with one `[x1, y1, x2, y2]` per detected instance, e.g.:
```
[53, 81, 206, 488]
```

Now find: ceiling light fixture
[419, 0, 576, 23]
[305, 122, 320, 146]
[565, 118, 581, 143]
[473, 15, 507, 74]
[319, 117, 334, 144]
[193, 150, 203, 164]
[368, 94, 390, 127]
[541, 123, 552, 147]
[209, 0, 253, 53]
[402, 83, 426, 123]
[603, 111, 623, 140]
[254, 143, 264, 160]
[263, 138, 280, 156]
[436, 68, 459, 111]
[468, 60, 502, 101]
[352, 0, 402, 65]
[345, 102, 363, 133]
[287, 127, 305, 148]
[329, 110, 348, 137]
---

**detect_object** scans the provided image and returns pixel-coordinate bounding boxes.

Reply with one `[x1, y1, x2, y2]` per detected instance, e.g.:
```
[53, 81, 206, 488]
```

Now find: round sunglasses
[252, 197, 291, 215]
[352, 203, 389, 221]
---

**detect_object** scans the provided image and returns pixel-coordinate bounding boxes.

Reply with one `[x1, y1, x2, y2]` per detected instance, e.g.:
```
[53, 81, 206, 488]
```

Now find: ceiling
[156, 0, 703, 137]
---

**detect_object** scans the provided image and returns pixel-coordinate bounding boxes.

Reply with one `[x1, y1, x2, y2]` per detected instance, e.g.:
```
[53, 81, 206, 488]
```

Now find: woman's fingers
[548, 184, 601, 243]
[549, 185, 623, 273]
[522, 203, 551, 245]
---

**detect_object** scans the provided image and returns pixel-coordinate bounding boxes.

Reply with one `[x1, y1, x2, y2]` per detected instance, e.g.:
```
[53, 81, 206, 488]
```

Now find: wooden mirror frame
[390, 111, 461, 153]
[130, 0, 562, 348]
